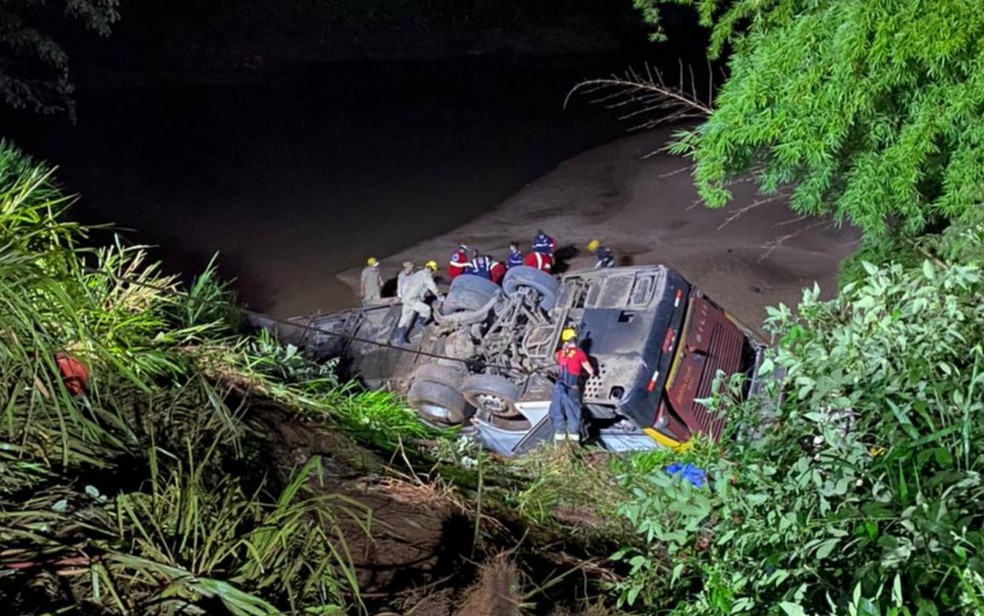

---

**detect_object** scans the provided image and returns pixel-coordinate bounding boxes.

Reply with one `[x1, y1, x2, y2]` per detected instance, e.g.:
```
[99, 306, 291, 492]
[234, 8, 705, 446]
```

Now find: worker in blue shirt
[587, 239, 615, 268]
[532, 229, 556, 255]
[468, 253, 493, 280]
[506, 243, 524, 269]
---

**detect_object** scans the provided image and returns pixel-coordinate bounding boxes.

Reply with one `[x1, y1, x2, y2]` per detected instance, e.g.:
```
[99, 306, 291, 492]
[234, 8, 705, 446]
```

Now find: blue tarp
[665, 463, 707, 488]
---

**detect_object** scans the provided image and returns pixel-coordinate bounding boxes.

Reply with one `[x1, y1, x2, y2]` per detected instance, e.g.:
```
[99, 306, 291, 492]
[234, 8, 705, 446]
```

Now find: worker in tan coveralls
[392, 260, 442, 344]
[396, 260, 414, 299]
[360, 257, 383, 305]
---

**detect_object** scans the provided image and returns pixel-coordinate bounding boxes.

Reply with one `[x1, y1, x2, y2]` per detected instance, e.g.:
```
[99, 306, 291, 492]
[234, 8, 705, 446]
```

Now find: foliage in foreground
[635, 0, 984, 239]
[838, 210, 984, 290]
[0, 140, 364, 613]
[612, 247, 984, 614]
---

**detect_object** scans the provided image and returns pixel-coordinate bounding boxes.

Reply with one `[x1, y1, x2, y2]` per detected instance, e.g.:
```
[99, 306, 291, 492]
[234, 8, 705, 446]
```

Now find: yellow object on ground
[644, 428, 692, 452]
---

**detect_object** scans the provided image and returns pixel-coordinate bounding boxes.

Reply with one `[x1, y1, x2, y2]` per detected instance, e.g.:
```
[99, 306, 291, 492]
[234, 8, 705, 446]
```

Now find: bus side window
[585, 283, 601, 307]
[629, 275, 655, 307]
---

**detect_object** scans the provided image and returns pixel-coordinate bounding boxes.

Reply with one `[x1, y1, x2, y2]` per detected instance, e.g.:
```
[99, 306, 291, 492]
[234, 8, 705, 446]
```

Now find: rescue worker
[464, 248, 480, 275]
[523, 249, 553, 273]
[396, 260, 414, 299]
[549, 327, 594, 444]
[587, 239, 615, 269]
[360, 257, 383, 304]
[448, 244, 470, 280]
[489, 255, 506, 285]
[468, 253, 493, 280]
[532, 229, 556, 255]
[392, 260, 443, 344]
[506, 243, 524, 269]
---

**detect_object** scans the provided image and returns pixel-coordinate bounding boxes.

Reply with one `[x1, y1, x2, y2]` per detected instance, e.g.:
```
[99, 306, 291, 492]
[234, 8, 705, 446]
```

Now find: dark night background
[1, 1, 708, 315]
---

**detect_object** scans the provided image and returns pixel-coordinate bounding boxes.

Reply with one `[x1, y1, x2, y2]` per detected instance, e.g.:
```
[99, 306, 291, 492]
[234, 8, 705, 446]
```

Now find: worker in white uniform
[392, 260, 442, 344]
[396, 261, 414, 299]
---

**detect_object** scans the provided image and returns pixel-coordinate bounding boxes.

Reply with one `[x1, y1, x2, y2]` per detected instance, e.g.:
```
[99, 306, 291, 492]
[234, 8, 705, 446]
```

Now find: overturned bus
[260, 265, 768, 455]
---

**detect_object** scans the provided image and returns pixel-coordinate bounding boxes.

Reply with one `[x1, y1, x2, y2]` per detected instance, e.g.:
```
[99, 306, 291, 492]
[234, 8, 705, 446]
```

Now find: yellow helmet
[587, 239, 600, 252]
[560, 327, 577, 342]
[425, 260, 438, 271]
[367, 257, 378, 266]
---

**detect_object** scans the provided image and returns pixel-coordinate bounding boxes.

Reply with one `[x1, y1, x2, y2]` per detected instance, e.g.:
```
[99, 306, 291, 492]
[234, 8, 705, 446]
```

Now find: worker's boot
[413, 315, 428, 330]
[391, 326, 408, 345]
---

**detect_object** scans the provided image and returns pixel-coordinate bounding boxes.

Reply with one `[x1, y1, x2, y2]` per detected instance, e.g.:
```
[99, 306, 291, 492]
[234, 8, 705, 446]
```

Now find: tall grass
[0, 140, 365, 613]
[100, 446, 366, 614]
[220, 329, 443, 455]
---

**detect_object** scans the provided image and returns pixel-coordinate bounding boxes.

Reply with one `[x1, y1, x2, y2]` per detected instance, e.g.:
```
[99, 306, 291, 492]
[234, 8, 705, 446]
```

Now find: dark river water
[3, 57, 637, 316]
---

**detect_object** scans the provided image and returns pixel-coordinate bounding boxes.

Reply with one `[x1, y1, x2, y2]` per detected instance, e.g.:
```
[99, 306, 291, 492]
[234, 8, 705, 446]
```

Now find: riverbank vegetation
[4, 2, 984, 614]
[5, 109, 984, 613]
[610, 228, 984, 614]
[588, 1, 984, 612]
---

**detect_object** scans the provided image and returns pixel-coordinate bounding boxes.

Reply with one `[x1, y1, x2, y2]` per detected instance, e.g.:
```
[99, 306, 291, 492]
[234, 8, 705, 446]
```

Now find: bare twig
[567, 76, 712, 116]
[658, 163, 696, 179]
[564, 62, 715, 134]
[773, 214, 810, 228]
[717, 193, 790, 229]
[725, 173, 768, 187]
[387, 437, 425, 486]
[641, 144, 675, 159]
[905, 238, 949, 270]
[759, 220, 830, 261]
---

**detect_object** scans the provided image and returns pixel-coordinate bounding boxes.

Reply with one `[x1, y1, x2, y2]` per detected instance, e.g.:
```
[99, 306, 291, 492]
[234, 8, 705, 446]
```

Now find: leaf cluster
[0, 0, 119, 116]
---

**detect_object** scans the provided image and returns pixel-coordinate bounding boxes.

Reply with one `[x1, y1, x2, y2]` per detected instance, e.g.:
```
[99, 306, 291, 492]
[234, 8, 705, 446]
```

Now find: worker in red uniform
[523, 250, 553, 273]
[489, 255, 506, 285]
[448, 244, 470, 280]
[549, 327, 594, 444]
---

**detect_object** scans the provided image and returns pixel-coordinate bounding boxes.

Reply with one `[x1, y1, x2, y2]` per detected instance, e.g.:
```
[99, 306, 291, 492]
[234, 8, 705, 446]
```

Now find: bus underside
[256, 265, 767, 455]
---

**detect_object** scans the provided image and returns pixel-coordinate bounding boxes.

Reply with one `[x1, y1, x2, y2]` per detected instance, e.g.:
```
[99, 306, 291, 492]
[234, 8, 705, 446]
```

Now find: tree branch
[564, 62, 715, 133]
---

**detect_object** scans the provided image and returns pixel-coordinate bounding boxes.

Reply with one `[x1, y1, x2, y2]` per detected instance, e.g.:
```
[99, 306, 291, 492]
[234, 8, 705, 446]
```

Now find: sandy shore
[339, 127, 861, 333]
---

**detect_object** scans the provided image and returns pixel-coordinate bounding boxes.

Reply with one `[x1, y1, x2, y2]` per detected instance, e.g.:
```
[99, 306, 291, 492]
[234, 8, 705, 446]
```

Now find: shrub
[614, 258, 984, 615]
